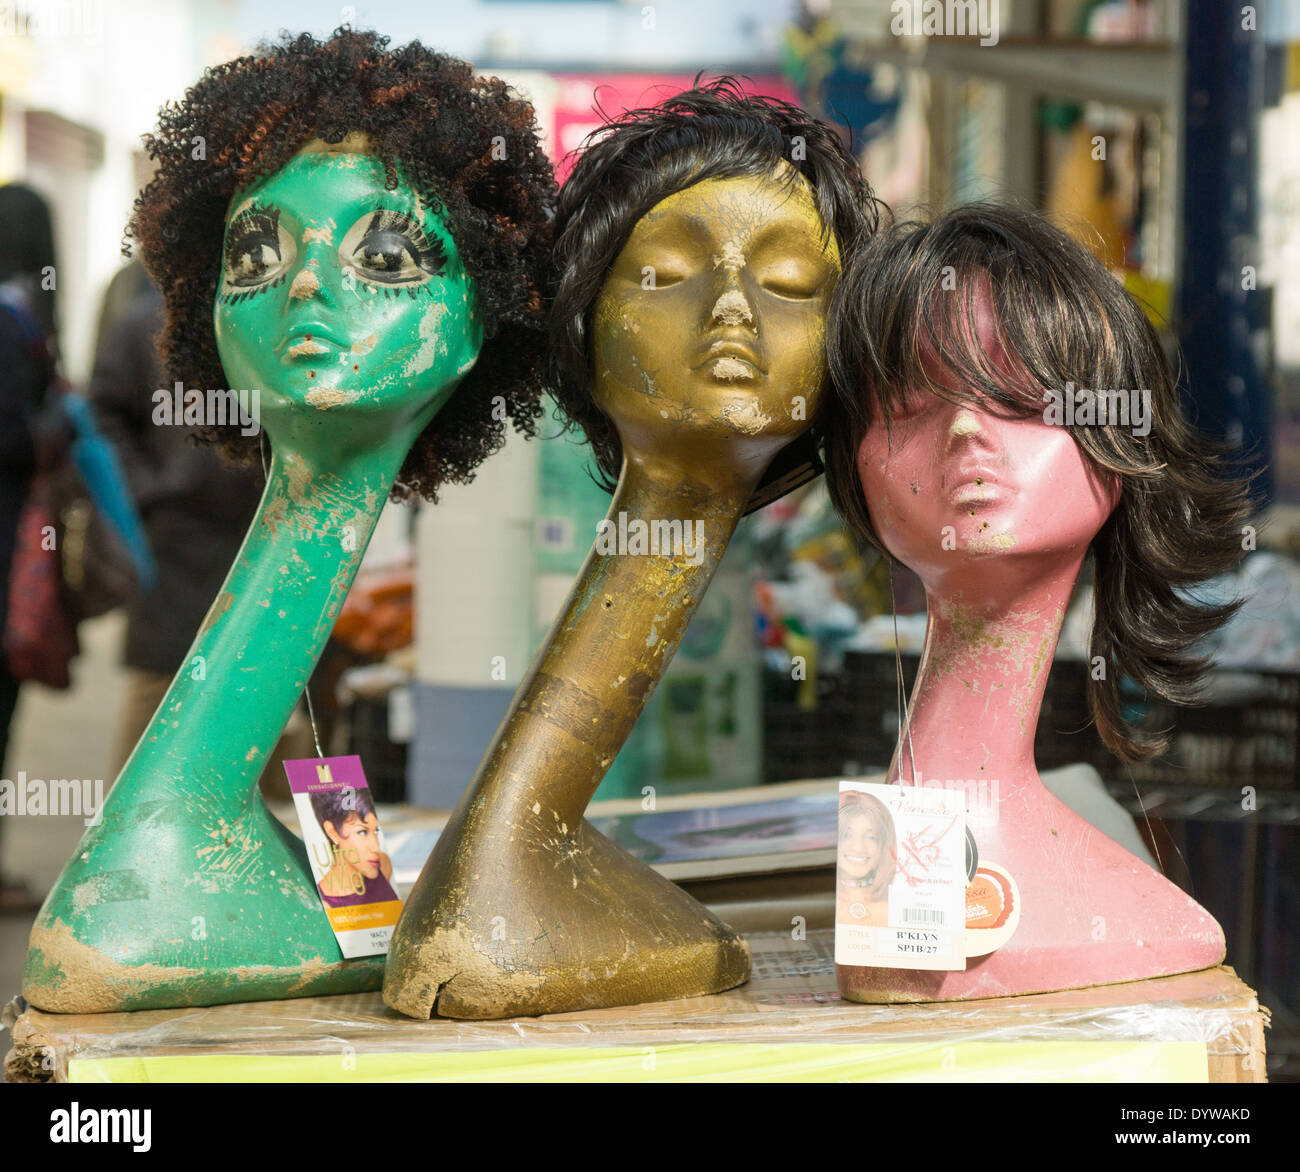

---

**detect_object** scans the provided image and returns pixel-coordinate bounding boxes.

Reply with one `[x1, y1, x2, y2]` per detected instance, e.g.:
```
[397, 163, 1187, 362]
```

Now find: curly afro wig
[128, 26, 556, 499]
[550, 78, 879, 503]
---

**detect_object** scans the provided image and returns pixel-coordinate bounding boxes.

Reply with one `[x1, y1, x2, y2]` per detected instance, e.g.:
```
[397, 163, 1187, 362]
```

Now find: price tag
[834, 781, 967, 971]
[284, 754, 402, 958]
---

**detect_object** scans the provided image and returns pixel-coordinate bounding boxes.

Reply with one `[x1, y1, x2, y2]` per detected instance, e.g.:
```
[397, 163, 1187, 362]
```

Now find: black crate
[346, 696, 408, 803]
[836, 650, 1106, 775]
[1123, 670, 1300, 790]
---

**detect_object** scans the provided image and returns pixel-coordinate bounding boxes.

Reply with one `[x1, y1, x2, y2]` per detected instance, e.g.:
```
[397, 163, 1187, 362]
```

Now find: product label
[284, 754, 402, 958]
[964, 861, 1021, 957]
[834, 781, 967, 971]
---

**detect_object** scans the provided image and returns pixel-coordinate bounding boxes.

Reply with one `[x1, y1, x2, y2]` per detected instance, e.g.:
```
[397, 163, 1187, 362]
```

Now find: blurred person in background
[0, 183, 75, 911]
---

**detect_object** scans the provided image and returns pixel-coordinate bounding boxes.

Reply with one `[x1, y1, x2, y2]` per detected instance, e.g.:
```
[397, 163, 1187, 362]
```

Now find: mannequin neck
[891, 552, 1086, 789]
[104, 435, 408, 821]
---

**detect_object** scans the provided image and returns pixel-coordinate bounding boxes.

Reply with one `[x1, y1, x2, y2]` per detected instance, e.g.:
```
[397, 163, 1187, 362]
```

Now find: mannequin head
[825, 203, 1253, 761]
[213, 136, 482, 455]
[855, 273, 1122, 599]
[551, 80, 878, 502]
[130, 27, 555, 494]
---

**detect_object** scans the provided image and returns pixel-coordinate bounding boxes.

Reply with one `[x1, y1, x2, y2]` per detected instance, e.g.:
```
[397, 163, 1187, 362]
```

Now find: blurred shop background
[1, 0, 1298, 1076]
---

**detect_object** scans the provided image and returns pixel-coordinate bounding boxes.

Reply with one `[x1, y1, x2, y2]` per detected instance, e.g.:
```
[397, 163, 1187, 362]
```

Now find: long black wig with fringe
[824, 202, 1254, 763]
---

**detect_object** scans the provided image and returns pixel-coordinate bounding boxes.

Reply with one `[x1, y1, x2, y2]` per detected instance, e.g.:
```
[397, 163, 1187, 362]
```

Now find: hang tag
[284, 754, 403, 959]
[835, 781, 967, 971]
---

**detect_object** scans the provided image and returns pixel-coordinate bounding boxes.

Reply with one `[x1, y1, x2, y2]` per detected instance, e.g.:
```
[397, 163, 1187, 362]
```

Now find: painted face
[590, 169, 840, 461]
[857, 283, 1119, 587]
[328, 812, 383, 880]
[839, 809, 884, 881]
[213, 137, 482, 445]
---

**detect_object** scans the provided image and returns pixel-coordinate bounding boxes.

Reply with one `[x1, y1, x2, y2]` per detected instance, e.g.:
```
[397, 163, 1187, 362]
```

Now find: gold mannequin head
[549, 81, 878, 503]
[590, 168, 840, 485]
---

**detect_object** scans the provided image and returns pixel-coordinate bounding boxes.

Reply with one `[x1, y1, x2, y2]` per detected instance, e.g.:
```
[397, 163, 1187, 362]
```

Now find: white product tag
[834, 781, 967, 971]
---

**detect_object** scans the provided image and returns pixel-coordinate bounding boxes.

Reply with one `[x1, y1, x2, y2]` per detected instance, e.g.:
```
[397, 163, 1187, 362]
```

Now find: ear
[324, 820, 340, 845]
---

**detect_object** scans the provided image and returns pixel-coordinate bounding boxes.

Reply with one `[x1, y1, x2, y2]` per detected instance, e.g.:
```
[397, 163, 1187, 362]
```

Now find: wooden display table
[5, 931, 1267, 1082]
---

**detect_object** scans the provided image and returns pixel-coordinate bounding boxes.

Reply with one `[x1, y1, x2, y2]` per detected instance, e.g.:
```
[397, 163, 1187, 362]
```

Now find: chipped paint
[198, 591, 234, 634]
[967, 531, 1017, 553]
[402, 300, 449, 377]
[305, 386, 349, 409]
[711, 288, 752, 325]
[711, 356, 754, 383]
[720, 398, 773, 432]
[712, 239, 746, 269]
[288, 268, 321, 300]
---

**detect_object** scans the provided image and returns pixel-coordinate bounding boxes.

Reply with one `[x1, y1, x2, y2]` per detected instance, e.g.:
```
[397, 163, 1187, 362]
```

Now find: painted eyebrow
[225, 202, 280, 234]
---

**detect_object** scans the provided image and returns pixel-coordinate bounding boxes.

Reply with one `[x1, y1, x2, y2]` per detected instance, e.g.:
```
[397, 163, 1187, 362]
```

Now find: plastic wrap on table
[5, 931, 1267, 1083]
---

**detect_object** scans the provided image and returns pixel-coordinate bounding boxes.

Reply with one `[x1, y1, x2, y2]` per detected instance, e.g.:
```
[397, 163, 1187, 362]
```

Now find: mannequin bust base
[24, 799, 384, 1012]
[384, 818, 750, 1019]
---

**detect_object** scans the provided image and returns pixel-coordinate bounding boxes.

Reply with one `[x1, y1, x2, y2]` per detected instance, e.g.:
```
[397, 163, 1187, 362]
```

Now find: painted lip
[277, 322, 348, 356]
[693, 338, 767, 376]
[946, 465, 1007, 501]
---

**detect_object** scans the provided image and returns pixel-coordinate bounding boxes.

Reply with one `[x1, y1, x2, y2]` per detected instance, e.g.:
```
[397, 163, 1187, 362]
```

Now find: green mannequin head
[130, 27, 555, 493]
[214, 134, 483, 457]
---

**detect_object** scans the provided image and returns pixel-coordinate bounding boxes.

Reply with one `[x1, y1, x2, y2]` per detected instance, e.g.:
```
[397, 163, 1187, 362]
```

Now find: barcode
[901, 908, 946, 926]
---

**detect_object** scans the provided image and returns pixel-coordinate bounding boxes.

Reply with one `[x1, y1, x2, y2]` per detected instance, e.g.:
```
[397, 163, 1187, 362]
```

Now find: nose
[287, 231, 337, 306]
[288, 263, 328, 304]
[949, 408, 981, 439]
[708, 267, 756, 332]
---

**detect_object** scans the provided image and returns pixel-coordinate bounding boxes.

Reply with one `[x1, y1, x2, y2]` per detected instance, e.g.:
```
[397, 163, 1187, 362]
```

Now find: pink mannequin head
[824, 203, 1253, 761]
[858, 274, 1121, 601]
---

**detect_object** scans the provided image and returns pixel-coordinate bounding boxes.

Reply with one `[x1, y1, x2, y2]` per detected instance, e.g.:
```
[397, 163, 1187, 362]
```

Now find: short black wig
[309, 784, 377, 836]
[128, 26, 556, 499]
[549, 78, 880, 503]
[824, 202, 1254, 762]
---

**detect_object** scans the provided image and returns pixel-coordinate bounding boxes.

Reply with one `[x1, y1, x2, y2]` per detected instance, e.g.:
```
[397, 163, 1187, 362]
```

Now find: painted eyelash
[224, 203, 281, 264]
[376, 285, 439, 299]
[216, 276, 438, 306]
[361, 207, 447, 275]
[217, 272, 287, 304]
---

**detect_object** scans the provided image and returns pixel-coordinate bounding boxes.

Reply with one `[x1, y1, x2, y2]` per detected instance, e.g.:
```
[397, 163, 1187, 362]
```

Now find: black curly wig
[549, 78, 880, 506]
[128, 26, 556, 499]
